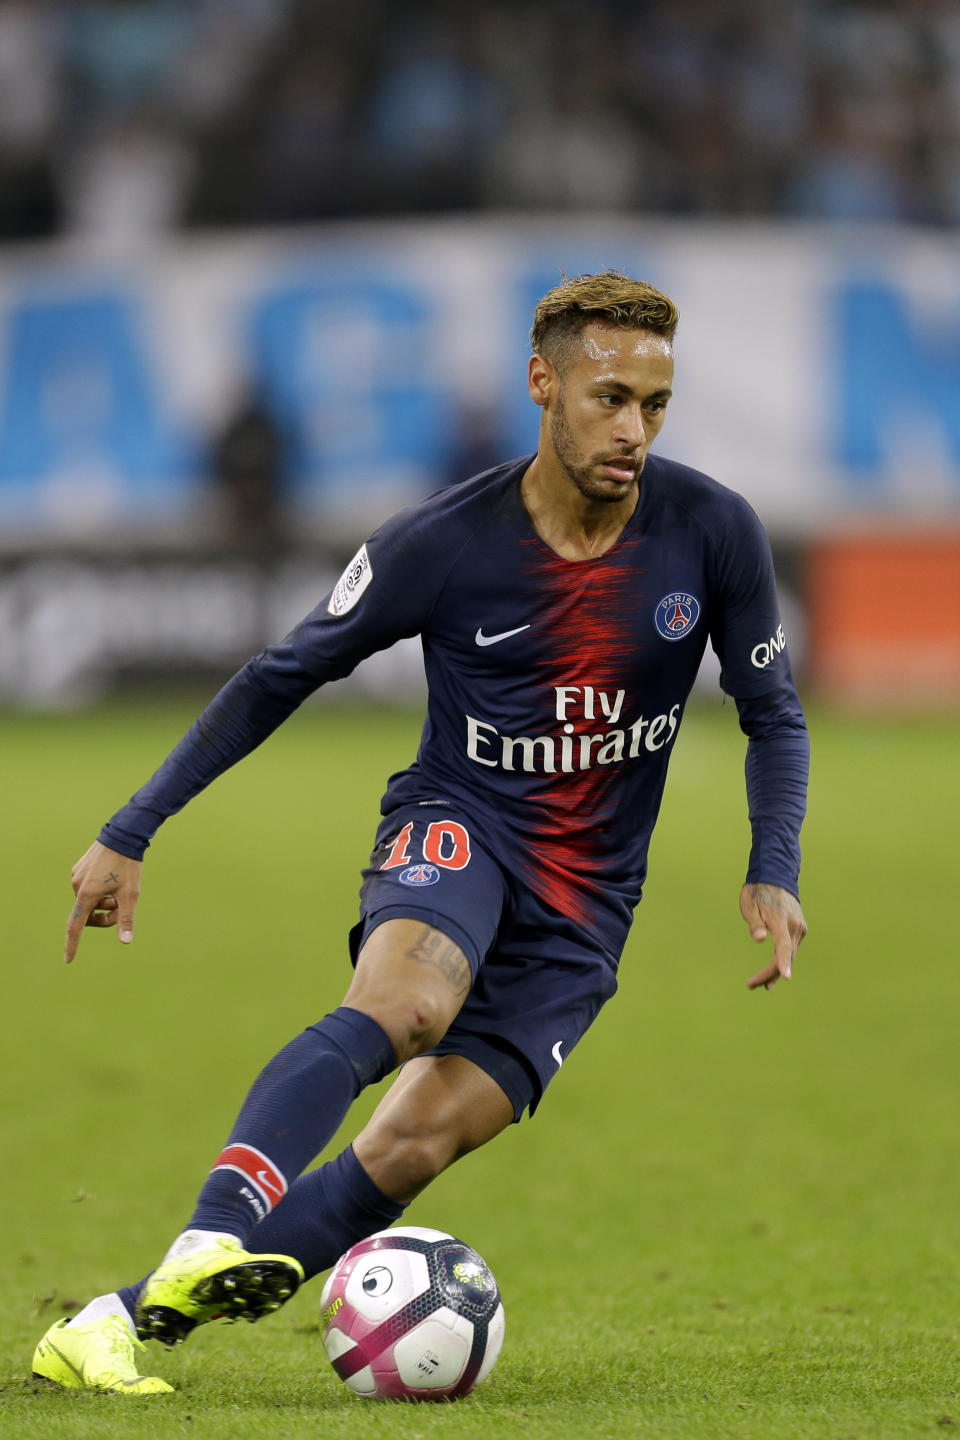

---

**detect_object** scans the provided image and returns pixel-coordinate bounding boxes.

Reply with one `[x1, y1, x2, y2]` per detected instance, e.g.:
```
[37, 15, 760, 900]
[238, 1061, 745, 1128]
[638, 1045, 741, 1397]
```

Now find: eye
[598, 393, 621, 407]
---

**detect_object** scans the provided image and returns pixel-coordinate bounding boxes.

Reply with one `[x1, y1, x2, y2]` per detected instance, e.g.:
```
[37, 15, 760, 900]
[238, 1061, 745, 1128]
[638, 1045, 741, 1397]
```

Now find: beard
[548, 392, 642, 503]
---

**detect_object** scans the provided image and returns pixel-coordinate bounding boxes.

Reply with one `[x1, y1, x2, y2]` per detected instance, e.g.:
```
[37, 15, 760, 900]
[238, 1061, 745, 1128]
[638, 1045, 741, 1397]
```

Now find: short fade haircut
[531, 270, 679, 374]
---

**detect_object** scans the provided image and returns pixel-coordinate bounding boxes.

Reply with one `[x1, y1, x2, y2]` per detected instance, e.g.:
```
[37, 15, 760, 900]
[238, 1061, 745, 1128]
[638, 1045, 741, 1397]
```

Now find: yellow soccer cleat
[136, 1236, 304, 1346]
[32, 1314, 173, 1394]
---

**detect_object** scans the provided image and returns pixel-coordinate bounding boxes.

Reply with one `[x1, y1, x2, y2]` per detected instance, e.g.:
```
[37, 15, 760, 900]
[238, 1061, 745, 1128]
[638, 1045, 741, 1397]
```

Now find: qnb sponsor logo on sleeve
[328, 543, 373, 616]
[750, 623, 787, 670]
[465, 685, 681, 775]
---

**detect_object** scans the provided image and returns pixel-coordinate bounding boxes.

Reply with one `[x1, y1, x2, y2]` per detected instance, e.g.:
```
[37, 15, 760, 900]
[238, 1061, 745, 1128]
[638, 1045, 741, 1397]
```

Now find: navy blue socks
[117, 1144, 406, 1322]
[187, 1007, 395, 1242]
[250, 1144, 406, 1279]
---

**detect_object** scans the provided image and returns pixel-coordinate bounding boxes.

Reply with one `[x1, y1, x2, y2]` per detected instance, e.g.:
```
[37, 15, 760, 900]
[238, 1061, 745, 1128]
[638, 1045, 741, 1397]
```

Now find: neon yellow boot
[33, 1314, 173, 1394]
[136, 1236, 304, 1346]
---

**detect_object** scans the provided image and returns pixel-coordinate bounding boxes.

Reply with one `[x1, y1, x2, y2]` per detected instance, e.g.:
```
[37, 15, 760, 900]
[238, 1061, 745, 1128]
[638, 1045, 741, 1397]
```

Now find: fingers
[739, 888, 769, 943]
[746, 925, 793, 989]
[65, 891, 135, 960]
[64, 844, 142, 963]
[86, 897, 119, 929]
[740, 882, 807, 992]
[747, 958, 781, 990]
[117, 905, 136, 944]
[64, 900, 92, 964]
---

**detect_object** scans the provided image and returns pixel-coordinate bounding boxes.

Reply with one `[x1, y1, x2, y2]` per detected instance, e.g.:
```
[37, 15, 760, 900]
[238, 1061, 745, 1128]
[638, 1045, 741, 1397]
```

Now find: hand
[65, 841, 142, 965]
[740, 882, 807, 991]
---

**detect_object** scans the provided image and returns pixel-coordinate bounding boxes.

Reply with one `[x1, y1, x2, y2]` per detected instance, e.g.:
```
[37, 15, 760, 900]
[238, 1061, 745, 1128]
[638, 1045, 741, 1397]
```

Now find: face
[530, 323, 674, 503]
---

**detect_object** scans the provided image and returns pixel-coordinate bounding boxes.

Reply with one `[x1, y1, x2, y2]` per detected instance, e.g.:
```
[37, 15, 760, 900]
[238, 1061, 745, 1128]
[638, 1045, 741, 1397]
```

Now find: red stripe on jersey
[515, 537, 645, 928]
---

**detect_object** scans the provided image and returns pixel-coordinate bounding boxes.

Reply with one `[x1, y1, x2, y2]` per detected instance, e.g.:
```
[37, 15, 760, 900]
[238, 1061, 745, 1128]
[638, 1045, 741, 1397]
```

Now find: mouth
[598, 457, 639, 483]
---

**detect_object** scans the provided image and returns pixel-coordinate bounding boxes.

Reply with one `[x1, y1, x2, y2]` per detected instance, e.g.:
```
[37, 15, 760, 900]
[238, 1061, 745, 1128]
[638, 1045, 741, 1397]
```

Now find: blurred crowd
[2, 0, 960, 245]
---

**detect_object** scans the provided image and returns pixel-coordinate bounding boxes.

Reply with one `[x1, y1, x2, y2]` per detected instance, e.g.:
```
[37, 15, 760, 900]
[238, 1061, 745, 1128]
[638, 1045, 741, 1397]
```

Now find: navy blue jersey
[101, 454, 807, 957]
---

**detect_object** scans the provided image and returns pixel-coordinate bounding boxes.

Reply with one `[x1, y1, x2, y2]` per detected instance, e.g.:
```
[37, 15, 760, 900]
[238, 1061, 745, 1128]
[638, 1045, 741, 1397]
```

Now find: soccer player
[32, 272, 808, 1394]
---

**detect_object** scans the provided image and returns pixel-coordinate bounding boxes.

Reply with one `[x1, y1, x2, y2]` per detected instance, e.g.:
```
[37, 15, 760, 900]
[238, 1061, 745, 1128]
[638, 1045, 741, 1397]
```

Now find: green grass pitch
[1, 698, 958, 1439]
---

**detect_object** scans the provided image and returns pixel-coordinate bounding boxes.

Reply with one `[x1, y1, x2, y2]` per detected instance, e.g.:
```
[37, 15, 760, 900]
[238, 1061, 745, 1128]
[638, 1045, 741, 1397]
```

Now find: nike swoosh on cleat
[475, 625, 531, 647]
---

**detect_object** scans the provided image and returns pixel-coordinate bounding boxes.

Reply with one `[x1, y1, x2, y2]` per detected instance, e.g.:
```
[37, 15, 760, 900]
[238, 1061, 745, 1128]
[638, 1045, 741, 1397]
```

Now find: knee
[388, 996, 449, 1065]
[346, 987, 448, 1066]
[344, 919, 471, 1065]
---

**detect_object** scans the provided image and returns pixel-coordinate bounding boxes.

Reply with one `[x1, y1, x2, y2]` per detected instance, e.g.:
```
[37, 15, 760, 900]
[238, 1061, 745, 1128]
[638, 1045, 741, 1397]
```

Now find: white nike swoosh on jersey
[551, 1040, 564, 1068]
[474, 624, 531, 647]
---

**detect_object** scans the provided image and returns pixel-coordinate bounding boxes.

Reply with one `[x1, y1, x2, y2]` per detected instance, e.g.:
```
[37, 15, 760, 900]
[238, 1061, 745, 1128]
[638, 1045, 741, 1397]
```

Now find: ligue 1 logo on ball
[654, 591, 701, 641]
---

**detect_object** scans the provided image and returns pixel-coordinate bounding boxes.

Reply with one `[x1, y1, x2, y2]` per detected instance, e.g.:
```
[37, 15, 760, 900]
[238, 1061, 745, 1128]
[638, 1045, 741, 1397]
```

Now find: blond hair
[531, 270, 679, 372]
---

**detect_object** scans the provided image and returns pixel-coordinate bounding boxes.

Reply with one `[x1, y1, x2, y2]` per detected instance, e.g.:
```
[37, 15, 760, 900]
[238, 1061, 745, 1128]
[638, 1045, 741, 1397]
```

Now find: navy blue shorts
[349, 804, 621, 1121]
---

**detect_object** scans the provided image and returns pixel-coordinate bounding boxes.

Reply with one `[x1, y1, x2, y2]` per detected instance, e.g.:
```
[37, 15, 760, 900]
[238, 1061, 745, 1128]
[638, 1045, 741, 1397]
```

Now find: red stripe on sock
[211, 1144, 287, 1212]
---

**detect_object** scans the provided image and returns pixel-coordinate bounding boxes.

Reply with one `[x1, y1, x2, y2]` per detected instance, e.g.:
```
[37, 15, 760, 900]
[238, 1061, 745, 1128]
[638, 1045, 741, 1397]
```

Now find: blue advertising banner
[0, 218, 958, 543]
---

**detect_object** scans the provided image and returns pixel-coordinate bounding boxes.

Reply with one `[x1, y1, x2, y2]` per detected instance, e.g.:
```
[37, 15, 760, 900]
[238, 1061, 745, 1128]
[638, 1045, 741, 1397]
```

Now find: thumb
[742, 893, 768, 942]
[118, 912, 135, 945]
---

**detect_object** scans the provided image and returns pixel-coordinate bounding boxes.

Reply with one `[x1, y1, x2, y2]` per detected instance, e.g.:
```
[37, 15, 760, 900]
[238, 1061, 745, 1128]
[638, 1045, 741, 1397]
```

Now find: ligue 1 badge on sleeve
[329, 544, 374, 616]
[654, 591, 701, 641]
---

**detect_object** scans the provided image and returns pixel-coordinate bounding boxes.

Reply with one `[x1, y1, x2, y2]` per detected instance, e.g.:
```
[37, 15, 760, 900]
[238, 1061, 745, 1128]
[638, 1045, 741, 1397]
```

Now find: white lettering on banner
[466, 694, 680, 775]
[4, 223, 960, 539]
[750, 623, 787, 670]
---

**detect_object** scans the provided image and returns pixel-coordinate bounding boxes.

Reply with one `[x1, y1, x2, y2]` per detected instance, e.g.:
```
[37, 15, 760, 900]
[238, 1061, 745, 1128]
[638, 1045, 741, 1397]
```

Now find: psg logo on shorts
[654, 591, 701, 641]
[398, 863, 440, 887]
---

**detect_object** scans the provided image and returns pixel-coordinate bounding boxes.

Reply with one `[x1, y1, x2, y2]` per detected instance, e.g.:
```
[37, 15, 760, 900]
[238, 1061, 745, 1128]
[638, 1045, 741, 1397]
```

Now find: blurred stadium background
[1, 0, 959, 713]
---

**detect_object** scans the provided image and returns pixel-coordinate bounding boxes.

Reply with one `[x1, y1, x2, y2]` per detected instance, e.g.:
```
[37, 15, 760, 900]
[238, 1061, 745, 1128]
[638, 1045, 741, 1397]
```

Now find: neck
[520, 455, 639, 561]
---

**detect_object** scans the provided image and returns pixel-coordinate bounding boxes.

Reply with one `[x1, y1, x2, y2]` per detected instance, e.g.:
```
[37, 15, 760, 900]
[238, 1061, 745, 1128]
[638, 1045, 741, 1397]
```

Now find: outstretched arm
[705, 491, 809, 991]
[735, 686, 809, 991]
[62, 511, 452, 964]
[64, 630, 338, 962]
[62, 650, 309, 964]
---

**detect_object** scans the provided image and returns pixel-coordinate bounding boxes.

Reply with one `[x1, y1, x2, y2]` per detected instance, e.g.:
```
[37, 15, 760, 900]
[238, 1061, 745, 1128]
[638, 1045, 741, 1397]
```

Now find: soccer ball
[319, 1226, 505, 1401]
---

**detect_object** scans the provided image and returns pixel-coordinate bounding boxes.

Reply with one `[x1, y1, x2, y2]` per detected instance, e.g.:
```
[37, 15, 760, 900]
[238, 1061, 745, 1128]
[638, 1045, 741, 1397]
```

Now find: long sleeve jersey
[101, 453, 808, 957]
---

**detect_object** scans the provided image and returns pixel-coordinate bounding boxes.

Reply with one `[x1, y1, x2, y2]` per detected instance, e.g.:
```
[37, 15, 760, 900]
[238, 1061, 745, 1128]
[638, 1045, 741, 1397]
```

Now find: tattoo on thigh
[407, 926, 471, 997]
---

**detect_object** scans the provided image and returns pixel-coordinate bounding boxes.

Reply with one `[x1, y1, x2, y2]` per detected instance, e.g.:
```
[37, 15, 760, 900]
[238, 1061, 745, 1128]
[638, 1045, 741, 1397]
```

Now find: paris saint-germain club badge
[399, 863, 440, 887]
[654, 592, 701, 641]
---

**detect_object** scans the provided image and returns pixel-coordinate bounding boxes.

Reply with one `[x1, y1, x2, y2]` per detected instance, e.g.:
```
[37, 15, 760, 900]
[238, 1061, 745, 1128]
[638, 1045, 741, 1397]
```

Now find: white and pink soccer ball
[319, 1226, 505, 1401]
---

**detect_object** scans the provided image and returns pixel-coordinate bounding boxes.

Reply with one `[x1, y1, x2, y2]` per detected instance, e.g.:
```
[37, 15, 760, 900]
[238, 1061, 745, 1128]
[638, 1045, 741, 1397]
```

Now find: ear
[527, 353, 555, 409]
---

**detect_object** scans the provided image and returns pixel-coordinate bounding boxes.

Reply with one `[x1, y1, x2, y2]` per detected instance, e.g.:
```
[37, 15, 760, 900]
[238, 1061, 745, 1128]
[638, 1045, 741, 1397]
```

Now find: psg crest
[654, 591, 701, 641]
[398, 863, 440, 887]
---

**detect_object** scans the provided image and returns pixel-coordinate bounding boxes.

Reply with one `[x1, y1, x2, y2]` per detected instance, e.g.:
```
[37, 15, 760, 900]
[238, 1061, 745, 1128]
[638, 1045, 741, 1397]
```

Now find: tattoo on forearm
[406, 926, 471, 997]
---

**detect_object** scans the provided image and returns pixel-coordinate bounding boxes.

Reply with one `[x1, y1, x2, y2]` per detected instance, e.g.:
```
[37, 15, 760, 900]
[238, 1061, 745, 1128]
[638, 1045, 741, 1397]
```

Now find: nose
[613, 404, 646, 450]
